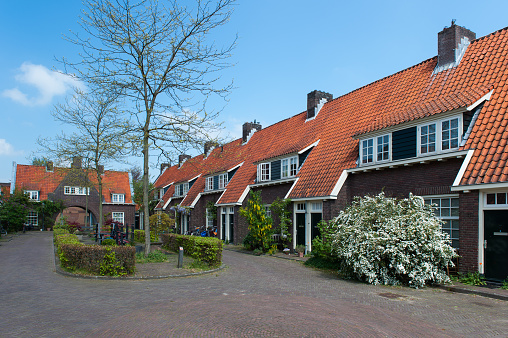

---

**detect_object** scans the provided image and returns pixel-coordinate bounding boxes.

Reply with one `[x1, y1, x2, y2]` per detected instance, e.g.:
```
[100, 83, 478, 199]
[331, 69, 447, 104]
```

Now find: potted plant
[296, 245, 306, 257]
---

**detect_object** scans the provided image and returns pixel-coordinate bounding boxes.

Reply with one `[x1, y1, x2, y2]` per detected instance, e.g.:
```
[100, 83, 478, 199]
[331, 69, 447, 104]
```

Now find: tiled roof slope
[15, 165, 133, 203]
[0, 183, 10, 197]
[154, 25, 508, 205]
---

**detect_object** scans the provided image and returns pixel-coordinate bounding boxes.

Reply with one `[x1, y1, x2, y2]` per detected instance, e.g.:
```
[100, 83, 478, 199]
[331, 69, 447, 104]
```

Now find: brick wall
[458, 190, 479, 273]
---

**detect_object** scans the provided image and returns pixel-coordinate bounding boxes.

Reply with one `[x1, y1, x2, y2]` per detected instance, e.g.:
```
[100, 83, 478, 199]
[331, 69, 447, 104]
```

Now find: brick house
[11, 158, 135, 229]
[154, 23, 508, 281]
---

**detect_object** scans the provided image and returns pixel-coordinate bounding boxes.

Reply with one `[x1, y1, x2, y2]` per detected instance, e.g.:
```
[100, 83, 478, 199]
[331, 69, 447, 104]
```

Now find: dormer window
[418, 117, 461, 155]
[281, 156, 298, 178]
[218, 173, 228, 189]
[64, 186, 90, 195]
[360, 134, 390, 165]
[205, 177, 213, 191]
[175, 182, 189, 197]
[259, 163, 270, 182]
[112, 194, 125, 203]
[25, 190, 39, 201]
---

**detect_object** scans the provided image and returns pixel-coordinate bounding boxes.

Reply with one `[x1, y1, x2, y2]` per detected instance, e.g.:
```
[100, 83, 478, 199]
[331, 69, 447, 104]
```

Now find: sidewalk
[224, 244, 508, 301]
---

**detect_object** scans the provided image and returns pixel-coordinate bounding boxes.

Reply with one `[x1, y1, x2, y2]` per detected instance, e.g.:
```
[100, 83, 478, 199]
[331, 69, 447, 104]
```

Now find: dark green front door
[228, 214, 234, 243]
[484, 210, 508, 281]
[311, 213, 322, 240]
[221, 213, 226, 241]
[296, 213, 306, 246]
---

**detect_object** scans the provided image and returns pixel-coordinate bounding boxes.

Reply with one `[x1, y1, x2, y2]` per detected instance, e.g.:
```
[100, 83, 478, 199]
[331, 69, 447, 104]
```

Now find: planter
[298, 252, 304, 258]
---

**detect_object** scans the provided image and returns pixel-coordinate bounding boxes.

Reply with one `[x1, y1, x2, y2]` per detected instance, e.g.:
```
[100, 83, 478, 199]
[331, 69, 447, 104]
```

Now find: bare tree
[61, 0, 236, 254]
[38, 86, 131, 233]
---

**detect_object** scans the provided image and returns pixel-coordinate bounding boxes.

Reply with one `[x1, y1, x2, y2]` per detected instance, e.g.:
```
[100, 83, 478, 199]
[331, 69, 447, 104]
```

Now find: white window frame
[64, 186, 90, 195]
[25, 190, 39, 201]
[360, 134, 390, 165]
[218, 173, 228, 189]
[424, 196, 459, 249]
[310, 202, 322, 212]
[259, 163, 271, 182]
[182, 182, 189, 195]
[418, 116, 462, 156]
[206, 208, 214, 228]
[112, 212, 125, 224]
[484, 192, 508, 208]
[264, 205, 271, 218]
[112, 194, 125, 203]
[282, 156, 298, 179]
[296, 203, 306, 212]
[205, 177, 214, 191]
[27, 211, 38, 226]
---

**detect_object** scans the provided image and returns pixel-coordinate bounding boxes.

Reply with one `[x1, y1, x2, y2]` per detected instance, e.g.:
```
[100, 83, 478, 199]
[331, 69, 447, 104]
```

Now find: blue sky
[2, 0, 508, 182]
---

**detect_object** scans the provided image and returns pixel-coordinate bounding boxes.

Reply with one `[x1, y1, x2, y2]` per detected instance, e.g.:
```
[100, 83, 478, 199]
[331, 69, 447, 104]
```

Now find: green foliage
[160, 233, 222, 268]
[134, 229, 156, 243]
[149, 213, 175, 241]
[330, 193, 457, 288]
[135, 250, 168, 263]
[0, 189, 31, 232]
[54, 231, 135, 275]
[206, 200, 218, 221]
[311, 220, 340, 263]
[34, 199, 65, 229]
[101, 238, 117, 246]
[502, 279, 508, 290]
[304, 256, 340, 271]
[270, 197, 292, 246]
[458, 271, 487, 286]
[100, 247, 127, 276]
[239, 190, 272, 252]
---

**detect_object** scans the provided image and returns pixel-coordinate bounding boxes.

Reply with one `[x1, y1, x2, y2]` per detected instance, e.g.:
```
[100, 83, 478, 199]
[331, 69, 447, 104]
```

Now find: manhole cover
[378, 292, 406, 299]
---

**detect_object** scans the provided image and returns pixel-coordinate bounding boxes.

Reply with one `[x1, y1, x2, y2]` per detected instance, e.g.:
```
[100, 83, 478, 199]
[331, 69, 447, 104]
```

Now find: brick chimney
[204, 141, 219, 156]
[307, 90, 333, 119]
[242, 121, 262, 143]
[437, 21, 476, 69]
[71, 157, 82, 169]
[178, 154, 191, 167]
[160, 163, 170, 174]
[46, 161, 54, 172]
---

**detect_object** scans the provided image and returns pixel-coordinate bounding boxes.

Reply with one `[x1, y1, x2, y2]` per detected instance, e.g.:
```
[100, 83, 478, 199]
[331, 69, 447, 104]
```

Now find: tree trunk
[143, 130, 151, 256]
[97, 167, 103, 235]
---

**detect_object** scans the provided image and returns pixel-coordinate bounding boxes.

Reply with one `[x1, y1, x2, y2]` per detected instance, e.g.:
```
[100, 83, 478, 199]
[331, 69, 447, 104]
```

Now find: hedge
[54, 232, 135, 276]
[134, 229, 156, 243]
[161, 234, 222, 268]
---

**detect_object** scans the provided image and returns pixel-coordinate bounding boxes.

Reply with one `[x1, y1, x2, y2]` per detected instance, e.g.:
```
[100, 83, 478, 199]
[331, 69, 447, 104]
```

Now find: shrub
[136, 250, 168, 263]
[160, 233, 222, 267]
[100, 247, 128, 276]
[458, 271, 486, 286]
[311, 220, 340, 263]
[239, 191, 273, 252]
[134, 229, 156, 243]
[101, 238, 117, 246]
[149, 213, 175, 240]
[330, 193, 457, 288]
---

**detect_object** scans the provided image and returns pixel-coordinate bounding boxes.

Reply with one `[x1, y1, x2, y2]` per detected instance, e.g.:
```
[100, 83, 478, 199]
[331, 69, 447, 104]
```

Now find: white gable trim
[331, 170, 348, 196]
[452, 149, 475, 187]
[298, 140, 320, 154]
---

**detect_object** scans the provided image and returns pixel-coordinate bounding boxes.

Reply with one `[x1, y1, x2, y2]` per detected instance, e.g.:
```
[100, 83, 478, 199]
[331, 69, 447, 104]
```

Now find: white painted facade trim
[452, 149, 475, 187]
[163, 197, 173, 210]
[331, 170, 348, 196]
[467, 90, 493, 111]
[451, 181, 508, 191]
[284, 177, 299, 199]
[298, 140, 320, 154]
[238, 186, 251, 204]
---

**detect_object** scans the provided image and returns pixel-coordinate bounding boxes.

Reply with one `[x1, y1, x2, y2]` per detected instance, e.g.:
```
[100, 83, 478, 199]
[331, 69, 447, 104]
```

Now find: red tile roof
[154, 25, 508, 207]
[15, 165, 133, 203]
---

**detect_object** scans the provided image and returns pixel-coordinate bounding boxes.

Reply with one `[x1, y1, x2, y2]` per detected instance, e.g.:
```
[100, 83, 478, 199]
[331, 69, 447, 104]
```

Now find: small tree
[0, 190, 31, 232]
[330, 193, 457, 288]
[33, 199, 65, 230]
[270, 197, 292, 247]
[149, 213, 175, 241]
[239, 190, 272, 252]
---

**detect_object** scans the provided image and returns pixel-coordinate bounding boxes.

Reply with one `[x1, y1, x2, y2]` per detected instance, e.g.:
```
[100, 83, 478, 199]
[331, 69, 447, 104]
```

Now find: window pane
[486, 193, 496, 204]
[497, 193, 507, 205]
[441, 199, 450, 207]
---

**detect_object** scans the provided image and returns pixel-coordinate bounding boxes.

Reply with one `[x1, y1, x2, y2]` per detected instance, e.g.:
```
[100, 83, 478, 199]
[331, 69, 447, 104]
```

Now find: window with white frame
[218, 173, 228, 189]
[27, 211, 38, 226]
[112, 194, 125, 203]
[264, 205, 271, 218]
[112, 212, 124, 224]
[486, 192, 508, 206]
[25, 190, 39, 201]
[361, 135, 390, 165]
[425, 197, 459, 248]
[419, 116, 461, 155]
[310, 202, 322, 212]
[296, 203, 306, 212]
[259, 163, 270, 182]
[64, 186, 89, 195]
[282, 156, 298, 178]
[206, 208, 214, 228]
[205, 177, 213, 191]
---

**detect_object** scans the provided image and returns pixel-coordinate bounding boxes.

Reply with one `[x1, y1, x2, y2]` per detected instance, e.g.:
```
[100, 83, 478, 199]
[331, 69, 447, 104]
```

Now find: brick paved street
[1, 232, 507, 337]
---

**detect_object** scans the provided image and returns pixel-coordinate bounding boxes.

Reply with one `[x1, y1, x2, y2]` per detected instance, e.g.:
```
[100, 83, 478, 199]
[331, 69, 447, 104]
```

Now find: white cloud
[2, 62, 83, 106]
[0, 139, 22, 156]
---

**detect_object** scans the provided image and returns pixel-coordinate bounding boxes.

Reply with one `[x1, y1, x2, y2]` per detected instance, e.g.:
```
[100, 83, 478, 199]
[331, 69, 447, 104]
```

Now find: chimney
[307, 90, 333, 119]
[242, 120, 262, 143]
[97, 165, 104, 175]
[204, 141, 218, 156]
[46, 161, 54, 172]
[160, 163, 170, 174]
[437, 21, 475, 69]
[71, 157, 82, 169]
[178, 154, 191, 167]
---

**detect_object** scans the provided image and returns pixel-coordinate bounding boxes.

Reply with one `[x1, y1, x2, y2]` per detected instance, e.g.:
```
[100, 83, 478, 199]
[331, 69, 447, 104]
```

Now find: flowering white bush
[330, 193, 457, 288]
